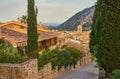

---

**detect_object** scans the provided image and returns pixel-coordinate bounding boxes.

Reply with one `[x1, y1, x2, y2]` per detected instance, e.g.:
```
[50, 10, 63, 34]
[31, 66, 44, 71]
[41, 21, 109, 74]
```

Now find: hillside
[57, 6, 95, 31]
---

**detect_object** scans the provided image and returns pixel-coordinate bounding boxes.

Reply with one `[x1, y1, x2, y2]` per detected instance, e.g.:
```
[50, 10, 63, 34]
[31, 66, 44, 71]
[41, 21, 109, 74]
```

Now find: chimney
[0, 27, 1, 38]
[17, 17, 21, 22]
[77, 25, 82, 34]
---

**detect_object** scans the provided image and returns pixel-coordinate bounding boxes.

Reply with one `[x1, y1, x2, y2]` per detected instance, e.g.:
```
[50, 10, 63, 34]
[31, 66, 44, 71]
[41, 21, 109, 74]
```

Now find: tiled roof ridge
[1, 27, 26, 37]
[0, 20, 27, 27]
[0, 20, 51, 32]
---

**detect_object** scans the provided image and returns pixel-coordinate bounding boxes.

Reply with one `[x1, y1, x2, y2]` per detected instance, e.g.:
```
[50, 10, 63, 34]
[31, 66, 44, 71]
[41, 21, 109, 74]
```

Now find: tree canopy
[90, 0, 120, 78]
[27, 0, 38, 58]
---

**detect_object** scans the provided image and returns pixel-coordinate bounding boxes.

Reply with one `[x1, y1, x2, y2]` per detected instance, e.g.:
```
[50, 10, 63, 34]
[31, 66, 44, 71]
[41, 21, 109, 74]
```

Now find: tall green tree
[27, 0, 38, 58]
[90, 0, 120, 78]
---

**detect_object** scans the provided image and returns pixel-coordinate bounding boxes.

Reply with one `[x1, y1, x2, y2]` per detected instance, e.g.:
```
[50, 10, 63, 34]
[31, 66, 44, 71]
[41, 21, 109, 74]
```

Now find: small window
[20, 26, 25, 29]
[7, 26, 13, 29]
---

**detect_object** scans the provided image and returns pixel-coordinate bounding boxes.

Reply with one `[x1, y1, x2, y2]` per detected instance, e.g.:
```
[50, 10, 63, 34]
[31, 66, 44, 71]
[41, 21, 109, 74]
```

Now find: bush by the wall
[0, 39, 27, 64]
[38, 50, 52, 69]
[112, 69, 120, 79]
[38, 47, 83, 70]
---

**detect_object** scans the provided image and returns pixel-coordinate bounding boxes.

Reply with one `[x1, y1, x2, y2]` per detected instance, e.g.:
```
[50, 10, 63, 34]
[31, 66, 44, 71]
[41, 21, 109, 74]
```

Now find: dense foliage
[112, 69, 120, 79]
[27, 0, 38, 58]
[90, 0, 120, 78]
[0, 39, 27, 63]
[38, 47, 83, 70]
[20, 15, 27, 24]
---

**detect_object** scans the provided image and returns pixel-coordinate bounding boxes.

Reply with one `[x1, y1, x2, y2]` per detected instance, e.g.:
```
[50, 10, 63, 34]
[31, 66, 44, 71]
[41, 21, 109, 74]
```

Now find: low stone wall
[0, 59, 39, 79]
[0, 56, 91, 79]
[38, 57, 92, 79]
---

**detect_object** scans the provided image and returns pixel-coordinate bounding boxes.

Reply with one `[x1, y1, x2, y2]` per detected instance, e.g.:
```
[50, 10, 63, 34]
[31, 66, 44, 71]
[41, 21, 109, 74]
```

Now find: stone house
[0, 21, 59, 54]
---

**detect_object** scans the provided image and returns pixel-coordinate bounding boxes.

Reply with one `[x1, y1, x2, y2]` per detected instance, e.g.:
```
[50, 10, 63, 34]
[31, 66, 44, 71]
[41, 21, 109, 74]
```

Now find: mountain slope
[57, 6, 95, 31]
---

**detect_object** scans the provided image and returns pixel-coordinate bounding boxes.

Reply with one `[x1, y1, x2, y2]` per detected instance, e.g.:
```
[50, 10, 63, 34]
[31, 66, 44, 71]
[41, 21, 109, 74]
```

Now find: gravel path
[56, 62, 99, 79]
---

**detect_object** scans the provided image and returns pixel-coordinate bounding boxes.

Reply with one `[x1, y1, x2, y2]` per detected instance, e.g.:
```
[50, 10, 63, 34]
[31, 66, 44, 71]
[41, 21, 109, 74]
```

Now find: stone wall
[0, 59, 38, 79]
[38, 56, 92, 79]
[0, 46, 91, 79]
[0, 54, 91, 79]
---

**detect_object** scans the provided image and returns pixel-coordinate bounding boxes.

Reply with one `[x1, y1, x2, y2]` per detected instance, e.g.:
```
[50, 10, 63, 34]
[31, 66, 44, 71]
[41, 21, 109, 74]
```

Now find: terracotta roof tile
[1, 27, 58, 46]
[0, 20, 50, 33]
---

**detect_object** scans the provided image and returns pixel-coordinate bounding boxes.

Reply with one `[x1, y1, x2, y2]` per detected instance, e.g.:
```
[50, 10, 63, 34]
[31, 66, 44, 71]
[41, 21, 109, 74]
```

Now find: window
[7, 26, 13, 29]
[20, 26, 26, 29]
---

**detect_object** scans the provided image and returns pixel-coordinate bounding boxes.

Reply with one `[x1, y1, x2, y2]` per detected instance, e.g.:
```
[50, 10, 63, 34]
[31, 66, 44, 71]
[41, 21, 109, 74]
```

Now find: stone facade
[0, 21, 59, 54]
[39, 63, 52, 79]
[0, 59, 39, 79]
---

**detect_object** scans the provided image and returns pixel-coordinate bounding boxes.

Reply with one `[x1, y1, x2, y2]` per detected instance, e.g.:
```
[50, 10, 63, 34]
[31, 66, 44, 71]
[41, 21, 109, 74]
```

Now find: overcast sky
[0, 0, 96, 23]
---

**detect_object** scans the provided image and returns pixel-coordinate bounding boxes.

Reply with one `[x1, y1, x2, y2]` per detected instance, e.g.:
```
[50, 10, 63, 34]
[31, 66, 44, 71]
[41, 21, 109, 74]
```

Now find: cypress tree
[90, 0, 120, 78]
[27, 0, 38, 58]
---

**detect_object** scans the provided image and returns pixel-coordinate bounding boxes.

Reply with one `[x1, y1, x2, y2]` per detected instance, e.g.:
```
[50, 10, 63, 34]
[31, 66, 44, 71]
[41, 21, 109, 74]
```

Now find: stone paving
[56, 62, 99, 79]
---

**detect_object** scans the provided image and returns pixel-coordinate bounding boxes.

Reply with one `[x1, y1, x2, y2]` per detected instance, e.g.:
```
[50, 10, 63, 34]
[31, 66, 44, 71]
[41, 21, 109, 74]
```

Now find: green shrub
[51, 57, 58, 69]
[0, 46, 27, 64]
[38, 47, 83, 70]
[57, 50, 71, 69]
[66, 47, 83, 59]
[57, 50, 70, 60]
[38, 51, 51, 69]
[112, 69, 120, 79]
[0, 39, 27, 64]
[0, 39, 5, 44]
[51, 49, 59, 69]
